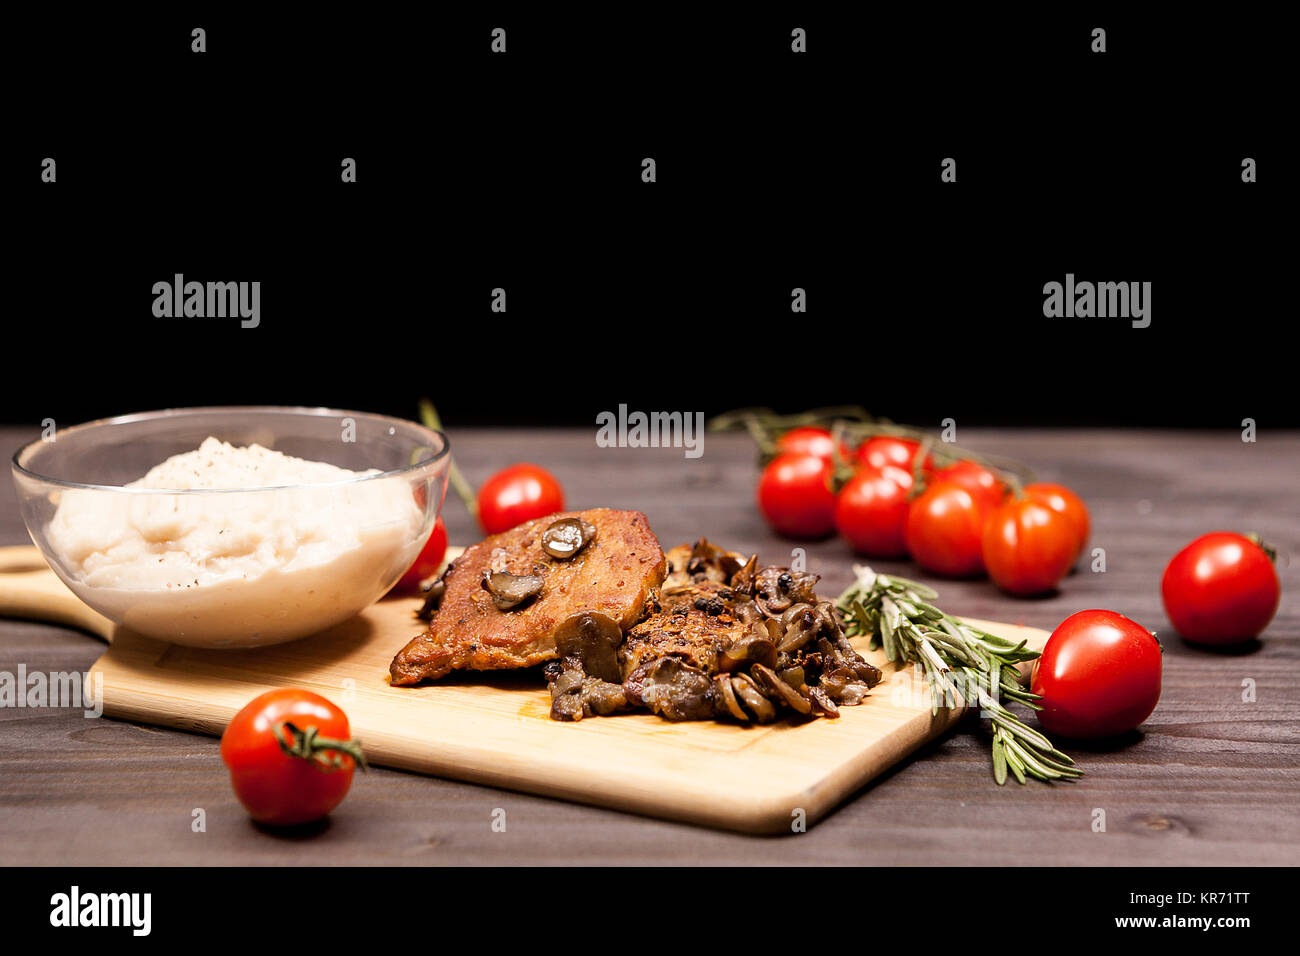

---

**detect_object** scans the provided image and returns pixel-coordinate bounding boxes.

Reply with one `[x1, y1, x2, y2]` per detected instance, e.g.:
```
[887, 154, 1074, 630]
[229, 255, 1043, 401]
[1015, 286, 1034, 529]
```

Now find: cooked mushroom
[778, 665, 806, 690]
[755, 567, 821, 617]
[717, 626, 778, 673]
[808, 685, 841, 718]
[481, 569, 545, 610]
[553, 611, 623, 683]
[751, 663, 813, 715]
[730, 553, 760, 597]
[715, 674, 749, 721]
[537, 538, 883, 726]
[541, 517, 597, 560]
[624, 657, 715, 721]
[731, 595, 765, 627]
[544, 655, 629, 721]
[730, 673, 777, 723]
[776, 603, 818, 653]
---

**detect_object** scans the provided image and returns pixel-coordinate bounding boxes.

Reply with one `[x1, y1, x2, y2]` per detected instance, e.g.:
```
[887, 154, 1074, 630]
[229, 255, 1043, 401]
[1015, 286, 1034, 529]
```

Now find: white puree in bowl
[47, 437, 425, 647]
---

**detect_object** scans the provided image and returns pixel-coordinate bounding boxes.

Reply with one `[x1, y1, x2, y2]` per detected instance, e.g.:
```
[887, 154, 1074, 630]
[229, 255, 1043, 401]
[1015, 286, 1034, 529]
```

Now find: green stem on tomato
[275, 721, 368, 772]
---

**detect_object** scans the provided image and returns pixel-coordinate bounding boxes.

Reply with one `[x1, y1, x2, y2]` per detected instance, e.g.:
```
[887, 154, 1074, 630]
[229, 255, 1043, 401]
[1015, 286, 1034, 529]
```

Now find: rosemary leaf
[834, 565, 1080, 787]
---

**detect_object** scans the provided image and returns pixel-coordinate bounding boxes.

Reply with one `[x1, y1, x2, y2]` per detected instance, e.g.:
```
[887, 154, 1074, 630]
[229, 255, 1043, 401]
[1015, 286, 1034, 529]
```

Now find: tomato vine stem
[275, 721, 369, 773]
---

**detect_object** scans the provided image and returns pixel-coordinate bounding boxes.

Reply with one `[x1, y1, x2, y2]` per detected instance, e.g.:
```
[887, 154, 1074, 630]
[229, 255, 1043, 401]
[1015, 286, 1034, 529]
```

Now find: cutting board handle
[0, 545, 114, 642]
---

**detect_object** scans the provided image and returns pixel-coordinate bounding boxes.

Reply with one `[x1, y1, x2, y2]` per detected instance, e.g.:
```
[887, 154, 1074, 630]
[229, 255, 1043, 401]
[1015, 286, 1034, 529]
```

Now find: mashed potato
[48, 437, 425, 647]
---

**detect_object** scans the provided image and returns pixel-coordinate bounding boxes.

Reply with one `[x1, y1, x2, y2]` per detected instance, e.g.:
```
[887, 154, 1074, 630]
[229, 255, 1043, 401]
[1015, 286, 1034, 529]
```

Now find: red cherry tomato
[477, 463, 565, 535]
[1031, 610, 1162, 738]
[1161, 532, 1280, 645]
[1023, 482, 1090, 560]
[982, 498, 1077, 596]
[394, 516, 448, 591]
[220, 689, 365, 826]
[904, 481, 988, 576]
[776, 426, 846, 462]
[930, 460, 1006, 512]
[855, 436, 933, 476]
[834, 465, 914, 557]
[757, 452, 836, 539]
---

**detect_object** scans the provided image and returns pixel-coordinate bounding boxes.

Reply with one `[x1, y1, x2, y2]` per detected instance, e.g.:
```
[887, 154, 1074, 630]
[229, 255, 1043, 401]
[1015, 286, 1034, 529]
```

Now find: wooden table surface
[1, 425, 1296, 865]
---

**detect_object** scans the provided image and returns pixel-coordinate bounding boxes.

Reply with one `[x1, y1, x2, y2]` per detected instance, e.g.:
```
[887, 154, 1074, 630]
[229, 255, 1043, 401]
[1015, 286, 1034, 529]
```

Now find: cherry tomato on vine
[1161, 532, 1280, 645]
[904, 481, 989, 576]
[1023, 482, 1090, 561]
[1031, 610, 1162, 738]
[930, 460, 1006, 512]
[477, 463, 565, 534]
[834, 464, 914, 557]
[221, 689, 366, 826]
[758, 452, 836, 539]
[981, 498, 1077, 596]
[394, 516, 448, 591]
[776, 426, 847, 462]
[855, 436, 933, 476]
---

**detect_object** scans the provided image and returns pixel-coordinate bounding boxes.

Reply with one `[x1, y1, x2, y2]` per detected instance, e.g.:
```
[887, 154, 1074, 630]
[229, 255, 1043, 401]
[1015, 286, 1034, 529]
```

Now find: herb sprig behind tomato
[221, 689, 366, 826]
[419, 399, 568, 536]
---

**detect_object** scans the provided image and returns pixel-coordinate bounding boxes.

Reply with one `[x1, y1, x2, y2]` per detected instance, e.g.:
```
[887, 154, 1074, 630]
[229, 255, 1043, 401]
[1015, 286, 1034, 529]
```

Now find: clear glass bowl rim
[11, 405, 450, 495]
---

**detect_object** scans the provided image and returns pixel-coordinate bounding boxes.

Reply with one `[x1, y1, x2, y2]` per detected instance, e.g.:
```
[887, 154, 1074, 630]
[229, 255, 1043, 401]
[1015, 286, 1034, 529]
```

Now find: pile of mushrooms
[710, 558, 882, 723]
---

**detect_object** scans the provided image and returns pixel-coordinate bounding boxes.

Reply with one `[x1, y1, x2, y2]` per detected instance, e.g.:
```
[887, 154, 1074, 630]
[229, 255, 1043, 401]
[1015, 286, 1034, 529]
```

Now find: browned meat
[611, 539, 882, 723]
[388, 509, 666, 685]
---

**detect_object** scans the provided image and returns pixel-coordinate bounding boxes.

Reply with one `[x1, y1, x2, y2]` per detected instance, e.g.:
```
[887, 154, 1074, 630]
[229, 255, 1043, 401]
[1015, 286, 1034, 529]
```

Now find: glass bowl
[11, 406, 450, 648]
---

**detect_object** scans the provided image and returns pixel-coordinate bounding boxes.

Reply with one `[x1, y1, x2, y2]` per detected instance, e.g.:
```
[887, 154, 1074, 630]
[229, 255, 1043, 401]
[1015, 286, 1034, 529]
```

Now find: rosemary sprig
[418, 398, 478, 519]
[836, 565, 1080, 785]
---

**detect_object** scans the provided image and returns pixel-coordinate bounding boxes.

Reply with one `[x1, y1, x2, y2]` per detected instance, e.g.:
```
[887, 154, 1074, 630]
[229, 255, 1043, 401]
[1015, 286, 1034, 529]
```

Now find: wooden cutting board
[0, 544, 1048, 833]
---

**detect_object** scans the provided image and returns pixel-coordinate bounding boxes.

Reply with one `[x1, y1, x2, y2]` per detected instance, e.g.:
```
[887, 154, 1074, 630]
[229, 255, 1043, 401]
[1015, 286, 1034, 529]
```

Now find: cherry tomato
[757, 452, 836, 539]
[221, 689, 366, 826]
[981, 498, 1077, 596]
[930, 460, 1006, 512]
[904, 481, 988, 576]
[1031, 610, 1161, 738]
[1023, 482, 1090, 560]
[477, 463, 565, 535]
[834, 465, 914, 557]
[1161, 532, 1280, 645]
[394, 516, 448, 591]
[776, 426, 846, 462]
[855, 436, 933, 476]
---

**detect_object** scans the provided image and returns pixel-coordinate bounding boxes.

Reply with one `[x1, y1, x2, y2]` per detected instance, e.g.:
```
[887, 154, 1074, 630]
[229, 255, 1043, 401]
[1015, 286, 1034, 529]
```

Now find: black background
[6, 865, 1279, 942]
[5, 7, 1287, 429]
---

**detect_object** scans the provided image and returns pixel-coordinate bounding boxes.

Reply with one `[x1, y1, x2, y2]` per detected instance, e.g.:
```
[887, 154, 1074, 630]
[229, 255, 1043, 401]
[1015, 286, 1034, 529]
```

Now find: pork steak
[389, 508, 666, 685]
